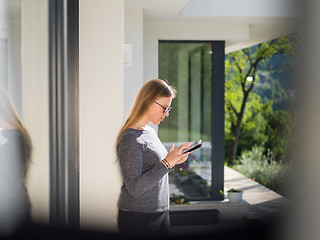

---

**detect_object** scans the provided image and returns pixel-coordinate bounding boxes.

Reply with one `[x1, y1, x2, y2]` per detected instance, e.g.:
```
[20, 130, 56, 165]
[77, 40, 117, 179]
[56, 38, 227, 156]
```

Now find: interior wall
[124, 7, 144, 121]
[79, 0, 124, 232]
[22, 0, 50, 224]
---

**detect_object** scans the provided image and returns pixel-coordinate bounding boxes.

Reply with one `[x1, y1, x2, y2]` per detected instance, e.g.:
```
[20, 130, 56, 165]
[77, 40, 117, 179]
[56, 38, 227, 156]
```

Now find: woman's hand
[165, 142, 192, 167]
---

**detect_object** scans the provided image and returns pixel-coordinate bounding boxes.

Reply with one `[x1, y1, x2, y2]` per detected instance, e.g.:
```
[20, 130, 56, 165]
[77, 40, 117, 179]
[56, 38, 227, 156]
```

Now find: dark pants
[118, 209, 171, 236]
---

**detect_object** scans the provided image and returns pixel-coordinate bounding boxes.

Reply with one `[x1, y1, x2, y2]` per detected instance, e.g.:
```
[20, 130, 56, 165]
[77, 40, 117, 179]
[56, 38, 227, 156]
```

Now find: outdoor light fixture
[246, 76, 253, 82]
[124, 44, 133, 67]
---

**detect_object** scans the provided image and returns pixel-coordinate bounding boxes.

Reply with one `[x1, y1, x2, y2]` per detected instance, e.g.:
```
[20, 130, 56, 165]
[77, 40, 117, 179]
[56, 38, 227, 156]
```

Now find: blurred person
[116, 79, 192, 236]
[0, 85, 32, 236]
[281, 1, 320, 240]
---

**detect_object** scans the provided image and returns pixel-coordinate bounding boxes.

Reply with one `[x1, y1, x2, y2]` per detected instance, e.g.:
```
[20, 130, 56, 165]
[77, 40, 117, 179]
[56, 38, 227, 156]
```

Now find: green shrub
[235, 145, 292, 198]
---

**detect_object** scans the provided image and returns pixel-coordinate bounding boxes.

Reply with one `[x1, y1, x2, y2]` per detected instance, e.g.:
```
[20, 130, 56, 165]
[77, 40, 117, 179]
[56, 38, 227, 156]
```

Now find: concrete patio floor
[169, 166, 291, 238]
[223, 166, 291, 222]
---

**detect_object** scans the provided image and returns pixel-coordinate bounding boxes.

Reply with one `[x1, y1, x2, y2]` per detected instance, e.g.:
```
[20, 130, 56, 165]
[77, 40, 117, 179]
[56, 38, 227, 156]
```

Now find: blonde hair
[116, 79, 176, 150]
[0, 85, 32, 161]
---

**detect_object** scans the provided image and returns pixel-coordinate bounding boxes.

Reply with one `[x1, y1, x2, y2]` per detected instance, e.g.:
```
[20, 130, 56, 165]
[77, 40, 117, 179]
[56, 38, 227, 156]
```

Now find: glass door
[159, 42, 213, 201]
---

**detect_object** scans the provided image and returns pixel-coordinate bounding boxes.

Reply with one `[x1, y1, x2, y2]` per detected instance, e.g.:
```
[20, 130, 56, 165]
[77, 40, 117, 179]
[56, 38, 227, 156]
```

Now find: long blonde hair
[116, 79, 176, 149]
[0, 85, 32, 161]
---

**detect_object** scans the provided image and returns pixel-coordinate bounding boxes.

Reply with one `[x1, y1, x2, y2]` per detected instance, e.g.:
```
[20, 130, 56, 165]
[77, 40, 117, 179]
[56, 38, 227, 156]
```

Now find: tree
[225, 36, 295, 165]
[225, 83, 268, 160]
[264, 108, 293, 161]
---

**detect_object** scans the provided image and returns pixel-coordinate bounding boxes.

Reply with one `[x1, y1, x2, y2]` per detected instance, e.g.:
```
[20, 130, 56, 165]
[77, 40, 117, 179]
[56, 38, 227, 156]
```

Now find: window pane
[159, 42, 212, 201]
[0, 39, 8, 89]
[1, 0, 50, 231]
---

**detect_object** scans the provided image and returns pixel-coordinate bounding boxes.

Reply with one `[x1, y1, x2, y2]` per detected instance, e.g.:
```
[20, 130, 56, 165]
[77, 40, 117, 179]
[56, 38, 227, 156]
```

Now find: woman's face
[147, 97, 172, 125]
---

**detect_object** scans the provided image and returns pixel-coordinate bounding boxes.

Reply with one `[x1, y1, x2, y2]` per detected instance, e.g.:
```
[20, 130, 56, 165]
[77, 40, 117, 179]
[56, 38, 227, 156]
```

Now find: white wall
[22, 0, 50, 224]
[180, 0, 300, 17]
[124, 7, 143, 120]
[79, 0, 124, 232]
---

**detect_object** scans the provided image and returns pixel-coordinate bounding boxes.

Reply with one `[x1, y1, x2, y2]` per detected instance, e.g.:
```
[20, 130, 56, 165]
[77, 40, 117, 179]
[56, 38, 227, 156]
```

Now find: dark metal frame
[49, 0, 79, 227]
[159, 40, 225, 200]
[211, 41, 225, 200]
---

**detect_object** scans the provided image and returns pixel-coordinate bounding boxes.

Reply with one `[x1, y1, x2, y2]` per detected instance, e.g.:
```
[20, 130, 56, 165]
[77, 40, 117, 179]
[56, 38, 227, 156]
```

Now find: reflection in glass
[0, 0, 31, 236]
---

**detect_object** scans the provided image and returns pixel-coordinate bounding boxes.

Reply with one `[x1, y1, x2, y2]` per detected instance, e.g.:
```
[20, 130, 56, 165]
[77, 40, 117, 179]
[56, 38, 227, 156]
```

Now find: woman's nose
[164, 111, 169, 117]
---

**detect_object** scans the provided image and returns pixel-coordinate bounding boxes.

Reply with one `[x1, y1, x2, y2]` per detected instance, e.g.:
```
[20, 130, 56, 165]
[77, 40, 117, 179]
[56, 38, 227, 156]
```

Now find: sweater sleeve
[0, 132, 28, 199]
[117, 133, 169, 198]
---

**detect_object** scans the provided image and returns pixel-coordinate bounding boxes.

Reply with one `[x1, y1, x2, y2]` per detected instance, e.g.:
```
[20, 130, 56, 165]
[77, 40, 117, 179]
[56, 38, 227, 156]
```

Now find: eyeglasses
[155, 101, 172, 113]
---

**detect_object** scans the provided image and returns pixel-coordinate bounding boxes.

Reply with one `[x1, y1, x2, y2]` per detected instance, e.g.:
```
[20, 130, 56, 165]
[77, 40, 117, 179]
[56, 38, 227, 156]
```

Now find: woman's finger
[178, 142, 192, 151]
[181, 152, 190, 159]
[169, 144, 174, 152]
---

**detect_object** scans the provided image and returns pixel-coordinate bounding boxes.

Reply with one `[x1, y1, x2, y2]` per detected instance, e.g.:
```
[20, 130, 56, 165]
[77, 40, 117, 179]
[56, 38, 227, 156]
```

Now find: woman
[0, 85, 32, 234]
[116, 79, 192, 236]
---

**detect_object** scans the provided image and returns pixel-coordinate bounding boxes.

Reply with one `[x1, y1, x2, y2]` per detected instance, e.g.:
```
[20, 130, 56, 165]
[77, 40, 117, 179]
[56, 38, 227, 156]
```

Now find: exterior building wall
[22, 0, 50, 224]
[79, 0, 124, 232]
[124, 8, 144, 120]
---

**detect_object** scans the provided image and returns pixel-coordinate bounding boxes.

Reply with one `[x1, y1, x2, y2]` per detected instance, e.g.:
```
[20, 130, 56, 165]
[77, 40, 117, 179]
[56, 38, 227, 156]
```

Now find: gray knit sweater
[117, 126, 172, 213]
[0, 129, 31, 217]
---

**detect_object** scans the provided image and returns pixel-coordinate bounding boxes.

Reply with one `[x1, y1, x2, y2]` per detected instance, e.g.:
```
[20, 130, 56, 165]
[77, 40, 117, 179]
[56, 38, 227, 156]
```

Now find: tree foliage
[225, 35, 296, 165]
